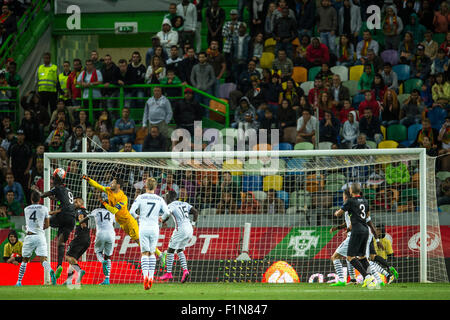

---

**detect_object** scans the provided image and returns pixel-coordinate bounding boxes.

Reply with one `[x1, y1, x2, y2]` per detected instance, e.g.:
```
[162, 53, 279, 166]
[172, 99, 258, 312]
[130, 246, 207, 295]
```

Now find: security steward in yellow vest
[37, 52, 58, 112]
[57, 61, 71, 105]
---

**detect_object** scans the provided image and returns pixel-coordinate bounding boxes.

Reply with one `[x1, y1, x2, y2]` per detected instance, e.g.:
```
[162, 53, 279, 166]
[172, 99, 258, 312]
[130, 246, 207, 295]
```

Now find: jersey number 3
[359, 204, 366, 219]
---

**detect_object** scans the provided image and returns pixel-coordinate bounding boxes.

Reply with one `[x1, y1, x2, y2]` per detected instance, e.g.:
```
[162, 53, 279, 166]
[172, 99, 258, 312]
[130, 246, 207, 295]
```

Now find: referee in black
[33, 168, 76, 280]
[334, 182, 375, 288]
[64, 197, 91, 285]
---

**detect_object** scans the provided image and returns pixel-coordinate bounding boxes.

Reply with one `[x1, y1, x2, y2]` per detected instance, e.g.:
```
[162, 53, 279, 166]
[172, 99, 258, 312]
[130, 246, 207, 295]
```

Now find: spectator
[65, 125, 84, 152]
[419, 0, 435, 32]
[3, 171, 24, 204]
[411, 117, 440, 148]
[431, 48, 449, 75]
[173, 87, 204, 137]
[3, 230, 22, 265]
[264, 1, 277, 38]
[101, 54, 120, 111]
[176, 0, 197, 49]
[165, 45, 183, 77]
[20, 91, 50, 137]
[336, 34, 355, 67]
[319, 110, 340, 144]
[421, 135, 439, 156]
[358, 64, 375, 93]
[159, 68, 182, 98]
[28, 158, 44, 193]
[382, 5, 403, 50]
[142, 86, 173, 139]
[145, 55, 166, 84]
[0, 4, 16, 41]
[308, 77, 328, 109]
[159, 172, 180, 197]
[56, 61, 71, 105]
[163, 2, 178, 24]
[278, 77, 302, 108]
[329, 74, 350, 111]
[0, 145, 8, 178]
[296, 108, 318, 144]
[36, 52, 58, 113]
[296, 0, 315, 38]
[94, 109, 113, 140]
[45, 120, 69, 149]
[398, 31, 416, 63]
[231, 23, 252, 84]
[178, 47, 198, 85]
[19, 109, 40, 147]
[381, 89, 400, 127]
[316, 63, 334, 89]
[190, 51, 216, 109]
[237, 111, 259, 145]
[262, 189, 285, 214]
[338, 0, 361, 47]
[437, 177, 450, 206]
[272, 49, 294, 81]
[411, 44, 432, 80]
[246, 77, 268, 115]
[217, 191, 238, 214]
[119, 141, 136, 153]
[272, 6, 297, 58]
[371, 74, 387, 102]
[72, 109, 91, 133]
[278, 98, 297, 137]
[77, 59, 103, 109]
[359, 107, 383, 144]
[7, 129, 31, 193]
[145, 36, 168, 67]
[222, 9, 242, 74]
[316, 91, 334, 120]
[85, 125, 102, 152]
[356, 30, 379, 64]
[422, 30, 439, 61]
[239, 191, 261, 214]
[47, 133, 64, 152]
[440, 31, 450, 57]
[0, 115, 13, 140]
[316, 0, 337, 54]
[433, 1, 449, 34]
[195, 175, 217, 209]
[5, 60, 21, 88]
[381, 62, 399, 92]
[263, 72, 282, 108]
[49, 99, 74, 132]
[306, 37, 330, 67]
[352, 133, 370, 149]
[338, 99, 356, 124]
[293, 35, 311, 67]
[399, 89, 425, 127]
[341, 110, 359, 148]
[366, 49, 384, 75]
[97, 137, 111, 152]
[3, 190, 22, 216]
[90, 50, 104, 71]
[207, 40, 226, 97]
[205, 0, 225, 51]
[157, 19, 179, 56]
[431, 72, 450, 106]
[125, 52, 146, 108]
[66, 58, 83, 106]
[259, 108, 278, 142]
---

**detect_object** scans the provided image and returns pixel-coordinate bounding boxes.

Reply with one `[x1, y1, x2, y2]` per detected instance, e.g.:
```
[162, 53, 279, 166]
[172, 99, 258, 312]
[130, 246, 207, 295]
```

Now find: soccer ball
[53, 168, 66, 180]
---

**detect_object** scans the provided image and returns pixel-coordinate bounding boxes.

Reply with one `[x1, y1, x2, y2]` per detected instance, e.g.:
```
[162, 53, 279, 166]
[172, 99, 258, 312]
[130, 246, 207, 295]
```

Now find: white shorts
[335, 234, 350, 257]
[365, 232, 373, 258]
[95, 230, 116, 257]
[22, 234, 47, 258]
[169, 223, 193, 250]
[139, 226, 159, 253]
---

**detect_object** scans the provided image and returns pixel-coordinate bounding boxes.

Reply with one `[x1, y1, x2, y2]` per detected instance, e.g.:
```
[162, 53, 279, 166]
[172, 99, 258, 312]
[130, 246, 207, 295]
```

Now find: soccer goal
[43, 145, 448, 285]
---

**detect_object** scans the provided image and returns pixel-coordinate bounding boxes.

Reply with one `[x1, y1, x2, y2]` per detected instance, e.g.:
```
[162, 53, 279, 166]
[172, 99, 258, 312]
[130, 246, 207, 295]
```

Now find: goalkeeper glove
[82, 175, 90, 181]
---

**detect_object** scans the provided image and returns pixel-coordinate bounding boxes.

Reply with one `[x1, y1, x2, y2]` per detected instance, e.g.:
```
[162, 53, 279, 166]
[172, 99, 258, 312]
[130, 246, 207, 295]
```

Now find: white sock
[17, 262, 27, 283]
[347, 261, 356, 280]
[333, 259, 345, 282]
[166, 253, 174, 273]
[106, 259, 111, 279]
[148, 254, 156, 279]
[141, 255, 149, 278]
[42, 260, 52, 274]
[369, 261, 382, 284]
[177, 251, 188, 271]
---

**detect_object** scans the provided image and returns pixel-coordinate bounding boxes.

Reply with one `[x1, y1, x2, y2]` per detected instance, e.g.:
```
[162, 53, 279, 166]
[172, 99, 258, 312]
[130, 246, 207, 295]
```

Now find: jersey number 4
[29, 211, 37, 222]
[99, 211, 111, 222]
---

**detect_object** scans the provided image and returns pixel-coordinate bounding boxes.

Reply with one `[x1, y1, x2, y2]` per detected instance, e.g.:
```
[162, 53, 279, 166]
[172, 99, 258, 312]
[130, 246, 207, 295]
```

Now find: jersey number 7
[146, 202, 156, 217]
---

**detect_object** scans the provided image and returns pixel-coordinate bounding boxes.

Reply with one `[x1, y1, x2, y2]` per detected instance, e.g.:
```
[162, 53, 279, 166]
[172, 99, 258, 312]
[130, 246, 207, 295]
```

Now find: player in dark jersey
[64, 197, 91, 285]
[334, 182, 376, 288]
[32, 168, 76, 280]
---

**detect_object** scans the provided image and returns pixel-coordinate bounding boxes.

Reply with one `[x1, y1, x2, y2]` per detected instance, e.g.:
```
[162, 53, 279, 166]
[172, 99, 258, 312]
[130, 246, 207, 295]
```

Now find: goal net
[43, 147, 448, 285]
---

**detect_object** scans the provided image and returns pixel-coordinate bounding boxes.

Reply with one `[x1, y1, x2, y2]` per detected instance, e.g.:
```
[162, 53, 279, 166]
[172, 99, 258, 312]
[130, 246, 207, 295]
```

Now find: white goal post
[43, 147, 446, 284]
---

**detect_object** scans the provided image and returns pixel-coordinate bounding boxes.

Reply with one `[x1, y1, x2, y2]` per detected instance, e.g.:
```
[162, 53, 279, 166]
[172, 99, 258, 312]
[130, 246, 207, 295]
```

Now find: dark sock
[350, 259, 367, 278]
[374, 255, 390, 269]
[359, 258, 371, 275]
[57, 245, 65, 267]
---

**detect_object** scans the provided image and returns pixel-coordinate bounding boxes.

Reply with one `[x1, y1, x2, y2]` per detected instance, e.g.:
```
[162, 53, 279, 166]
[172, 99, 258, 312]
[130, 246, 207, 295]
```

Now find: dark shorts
[347, 229, 369, 257]
[66, 236, 91, 260]
[50, 213, 75, 242]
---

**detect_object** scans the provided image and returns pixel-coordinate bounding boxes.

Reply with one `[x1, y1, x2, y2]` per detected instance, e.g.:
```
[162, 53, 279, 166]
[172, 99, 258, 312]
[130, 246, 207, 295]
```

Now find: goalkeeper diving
[82, 175, 164, 259]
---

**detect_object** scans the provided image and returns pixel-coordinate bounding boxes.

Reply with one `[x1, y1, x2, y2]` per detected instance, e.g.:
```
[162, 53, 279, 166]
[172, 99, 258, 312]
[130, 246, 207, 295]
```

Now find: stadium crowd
[0, 0, 450, 221]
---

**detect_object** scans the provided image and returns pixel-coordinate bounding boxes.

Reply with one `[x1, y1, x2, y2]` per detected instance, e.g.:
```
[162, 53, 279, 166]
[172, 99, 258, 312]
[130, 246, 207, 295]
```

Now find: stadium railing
[0, 86, 20, 124]
[76, 83, 230, 129]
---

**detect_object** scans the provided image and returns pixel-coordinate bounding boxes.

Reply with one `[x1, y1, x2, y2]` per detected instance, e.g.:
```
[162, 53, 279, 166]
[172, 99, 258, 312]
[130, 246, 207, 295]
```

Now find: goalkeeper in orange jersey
[82, 175, 164, 260]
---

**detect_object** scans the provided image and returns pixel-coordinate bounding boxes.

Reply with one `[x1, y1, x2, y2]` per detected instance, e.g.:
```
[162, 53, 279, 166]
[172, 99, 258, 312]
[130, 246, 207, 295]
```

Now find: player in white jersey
[79, 193, 116, 285]
[129, 177, 170, 290]
[158, 190, 199, 283]
[329, 189, 357, 287]
[15, 191, 57, 286]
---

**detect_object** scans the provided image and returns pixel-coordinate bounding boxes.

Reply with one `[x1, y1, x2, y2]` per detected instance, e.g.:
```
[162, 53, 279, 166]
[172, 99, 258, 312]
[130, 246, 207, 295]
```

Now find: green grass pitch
[1, 282, 450, 300]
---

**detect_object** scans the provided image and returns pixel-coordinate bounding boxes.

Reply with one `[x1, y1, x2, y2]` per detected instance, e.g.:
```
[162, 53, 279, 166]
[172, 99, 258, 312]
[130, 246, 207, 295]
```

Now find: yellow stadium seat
[222, 159, 244, 176]
[260, 52, 275, 69]
[263, 175, 283, 191]
[378, 140, 399, 149]
[349, 65, 364, 81]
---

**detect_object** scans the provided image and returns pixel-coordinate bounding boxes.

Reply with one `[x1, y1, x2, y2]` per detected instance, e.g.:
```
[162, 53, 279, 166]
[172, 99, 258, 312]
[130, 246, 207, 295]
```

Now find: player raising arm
[130, 177, 171, 290]
[159, 190, 199, 283]
[16, 191, 57, 286]
[79, 193, 116, 285]
[32, 168, 76, 280]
